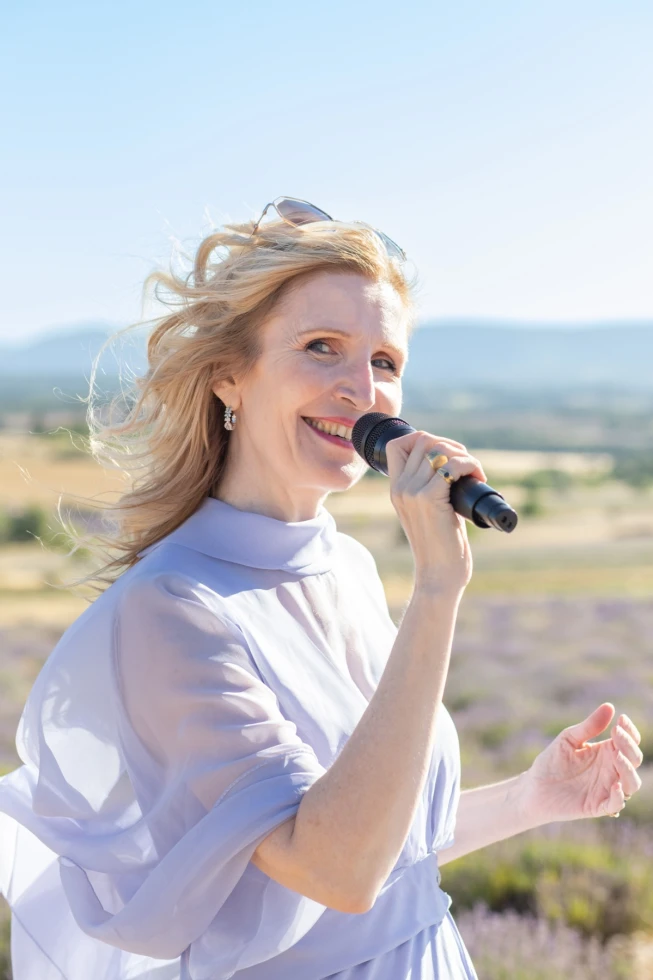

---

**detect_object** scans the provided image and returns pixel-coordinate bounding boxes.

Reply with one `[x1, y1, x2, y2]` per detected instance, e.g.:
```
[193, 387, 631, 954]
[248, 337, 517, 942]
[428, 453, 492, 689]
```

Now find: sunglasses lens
[276, 198, 333, 225]
[262, 198, 406, 262]
[374, 230, 406, 262]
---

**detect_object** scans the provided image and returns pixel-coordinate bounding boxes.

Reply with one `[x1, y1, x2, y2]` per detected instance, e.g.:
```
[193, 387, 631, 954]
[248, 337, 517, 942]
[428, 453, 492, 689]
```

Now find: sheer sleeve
[58, 571, 329, 973]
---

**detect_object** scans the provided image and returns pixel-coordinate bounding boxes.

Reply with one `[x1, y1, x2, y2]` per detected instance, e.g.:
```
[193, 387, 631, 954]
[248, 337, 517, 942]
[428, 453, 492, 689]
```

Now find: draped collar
[137, 495, 338, 576]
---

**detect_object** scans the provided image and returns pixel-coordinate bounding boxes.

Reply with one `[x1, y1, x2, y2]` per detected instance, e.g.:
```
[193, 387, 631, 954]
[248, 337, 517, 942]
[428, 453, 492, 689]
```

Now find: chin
[326, 461, 367, 492]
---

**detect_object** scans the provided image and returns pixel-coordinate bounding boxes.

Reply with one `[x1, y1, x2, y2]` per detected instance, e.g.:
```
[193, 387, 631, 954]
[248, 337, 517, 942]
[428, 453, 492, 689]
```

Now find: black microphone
[351, 412, 518, 533]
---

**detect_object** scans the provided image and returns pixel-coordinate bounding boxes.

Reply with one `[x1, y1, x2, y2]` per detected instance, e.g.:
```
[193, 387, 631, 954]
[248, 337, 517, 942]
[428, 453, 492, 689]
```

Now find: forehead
[271, 270, 409, 351]
[266, 270, 409, 359]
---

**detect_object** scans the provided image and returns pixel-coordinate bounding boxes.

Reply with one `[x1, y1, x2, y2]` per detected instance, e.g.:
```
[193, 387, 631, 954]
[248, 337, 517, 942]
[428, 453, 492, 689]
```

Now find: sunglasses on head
[250, 196, 407, 263]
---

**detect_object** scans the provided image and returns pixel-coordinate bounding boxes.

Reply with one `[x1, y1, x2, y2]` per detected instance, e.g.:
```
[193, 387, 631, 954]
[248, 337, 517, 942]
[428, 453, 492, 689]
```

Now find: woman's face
[213, 269, 410, 521]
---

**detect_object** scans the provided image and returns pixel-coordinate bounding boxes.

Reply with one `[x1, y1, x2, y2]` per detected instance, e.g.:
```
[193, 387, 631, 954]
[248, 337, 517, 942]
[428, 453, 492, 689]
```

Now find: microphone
[351, 412, 518, 533]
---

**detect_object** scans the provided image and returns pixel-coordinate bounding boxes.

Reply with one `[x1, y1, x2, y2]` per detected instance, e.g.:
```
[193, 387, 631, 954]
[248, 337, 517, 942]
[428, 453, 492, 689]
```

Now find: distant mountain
[1, 319, 652, 389]
[0, 324, 148, 377]
[406, 319, 653, 389]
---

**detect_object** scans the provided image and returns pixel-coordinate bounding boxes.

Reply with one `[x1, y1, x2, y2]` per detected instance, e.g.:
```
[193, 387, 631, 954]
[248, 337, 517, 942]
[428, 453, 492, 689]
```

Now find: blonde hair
[52, 214, 418, 599]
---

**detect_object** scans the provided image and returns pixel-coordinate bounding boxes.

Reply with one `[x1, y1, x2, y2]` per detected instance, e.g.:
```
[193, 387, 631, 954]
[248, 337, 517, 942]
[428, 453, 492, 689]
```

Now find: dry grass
[1, 431, 652, 629]
[0, 431, 125, 509]
[0, 591, 89, 628]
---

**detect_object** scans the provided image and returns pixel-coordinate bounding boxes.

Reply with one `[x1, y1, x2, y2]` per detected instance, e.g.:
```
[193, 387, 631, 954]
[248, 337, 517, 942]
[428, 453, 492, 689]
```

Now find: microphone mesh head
[351, 413, 390, 463]
[352, 413, 410, 469]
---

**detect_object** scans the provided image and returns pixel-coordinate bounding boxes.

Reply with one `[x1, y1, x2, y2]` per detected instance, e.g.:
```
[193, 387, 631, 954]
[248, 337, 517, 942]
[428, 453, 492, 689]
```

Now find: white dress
[0, 495, 477, 979]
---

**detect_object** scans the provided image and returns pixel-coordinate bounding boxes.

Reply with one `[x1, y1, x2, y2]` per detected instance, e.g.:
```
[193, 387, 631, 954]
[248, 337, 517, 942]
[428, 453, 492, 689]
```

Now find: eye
[305, 339, 398, 374]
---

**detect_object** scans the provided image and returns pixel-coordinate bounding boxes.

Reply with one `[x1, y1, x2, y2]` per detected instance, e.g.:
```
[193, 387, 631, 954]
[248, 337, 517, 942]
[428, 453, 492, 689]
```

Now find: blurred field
[0, 429, 126, 508]
[328, 472, 653, 603]
[2, 431, 652, 783]
[2, 430, 653, 626]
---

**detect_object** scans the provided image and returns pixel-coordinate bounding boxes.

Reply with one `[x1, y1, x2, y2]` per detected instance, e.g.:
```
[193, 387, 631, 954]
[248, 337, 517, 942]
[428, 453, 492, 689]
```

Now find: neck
[211, 472, 331, 524]
[212, 427, 336, 522]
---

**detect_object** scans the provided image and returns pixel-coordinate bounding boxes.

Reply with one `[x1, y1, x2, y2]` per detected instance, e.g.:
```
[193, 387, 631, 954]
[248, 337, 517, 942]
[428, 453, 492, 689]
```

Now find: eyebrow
[297, 326, 407, 362]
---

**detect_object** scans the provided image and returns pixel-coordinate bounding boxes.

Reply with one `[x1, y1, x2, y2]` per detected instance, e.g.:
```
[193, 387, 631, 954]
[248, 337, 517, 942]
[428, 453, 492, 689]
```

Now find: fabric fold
[0, 494, 467, 979]
[216, 851, 452, 980]
[58, 756, 327, 961]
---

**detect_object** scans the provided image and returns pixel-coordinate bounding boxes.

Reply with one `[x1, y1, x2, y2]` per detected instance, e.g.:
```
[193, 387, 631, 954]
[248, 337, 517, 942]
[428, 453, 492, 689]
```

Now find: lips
[302, 417, 354, 447]
[303, 416, 358, 427]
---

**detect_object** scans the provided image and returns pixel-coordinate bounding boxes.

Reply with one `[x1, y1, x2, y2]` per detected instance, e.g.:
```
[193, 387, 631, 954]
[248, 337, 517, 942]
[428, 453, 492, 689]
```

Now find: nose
[336, 355, 376, 412]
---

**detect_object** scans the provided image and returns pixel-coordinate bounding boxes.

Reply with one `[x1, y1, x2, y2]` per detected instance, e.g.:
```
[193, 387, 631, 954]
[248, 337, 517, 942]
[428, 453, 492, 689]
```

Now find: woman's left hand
[521, 703, 644, 823]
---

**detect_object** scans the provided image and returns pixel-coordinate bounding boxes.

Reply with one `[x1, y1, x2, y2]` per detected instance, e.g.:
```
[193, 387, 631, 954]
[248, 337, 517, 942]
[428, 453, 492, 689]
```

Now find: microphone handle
[367, 417, 518, 533]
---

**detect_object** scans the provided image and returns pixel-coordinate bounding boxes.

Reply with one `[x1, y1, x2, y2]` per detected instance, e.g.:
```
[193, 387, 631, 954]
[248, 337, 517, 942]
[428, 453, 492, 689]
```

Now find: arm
[256, 586, 464, 913]
[438, 701, 644, 865]
[258, 662, 643, 901]
[437, 771, 549, 868]
[437, 704, 645, 870]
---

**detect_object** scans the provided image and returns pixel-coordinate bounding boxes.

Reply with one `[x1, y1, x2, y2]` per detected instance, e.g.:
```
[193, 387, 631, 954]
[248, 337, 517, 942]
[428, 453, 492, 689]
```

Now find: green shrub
[0, 505, 73, 553]
[613, 453, 653, 489]
[521, 486, 544, 517]
[1, 505, 50, 544]
[520, 469, 574, 493]
[0, 910, 10, 980]
[442, 827, 653, 941]
[476, 721, 513, 750]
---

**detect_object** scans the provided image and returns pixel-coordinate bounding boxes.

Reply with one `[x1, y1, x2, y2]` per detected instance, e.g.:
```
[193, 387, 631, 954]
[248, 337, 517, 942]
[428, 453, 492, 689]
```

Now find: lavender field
[1, 593, 652, 977]
[447, 594, 653, 804]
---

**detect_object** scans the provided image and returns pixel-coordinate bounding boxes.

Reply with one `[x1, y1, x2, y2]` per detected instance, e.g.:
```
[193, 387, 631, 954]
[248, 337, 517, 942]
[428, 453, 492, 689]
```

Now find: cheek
[298, 359, 333, 386]
[290, 362, 337, 405]
[376, 383, 402, 415]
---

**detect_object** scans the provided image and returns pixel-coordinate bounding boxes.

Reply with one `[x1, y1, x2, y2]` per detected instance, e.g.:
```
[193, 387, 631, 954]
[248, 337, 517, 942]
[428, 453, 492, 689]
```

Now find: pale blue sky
[1, 0, 652, 343]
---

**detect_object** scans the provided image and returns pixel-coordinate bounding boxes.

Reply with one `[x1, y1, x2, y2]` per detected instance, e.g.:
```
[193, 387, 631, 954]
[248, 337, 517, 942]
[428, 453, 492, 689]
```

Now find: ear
[211, 377, 240, 409]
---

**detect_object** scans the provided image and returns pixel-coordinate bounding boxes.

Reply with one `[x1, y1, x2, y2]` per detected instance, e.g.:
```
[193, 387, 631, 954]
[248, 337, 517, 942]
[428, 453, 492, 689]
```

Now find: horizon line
[2, 314, 653, 349]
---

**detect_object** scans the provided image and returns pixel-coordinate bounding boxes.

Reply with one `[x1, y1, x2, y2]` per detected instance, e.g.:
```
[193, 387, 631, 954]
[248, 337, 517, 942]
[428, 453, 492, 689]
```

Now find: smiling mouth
[302, 417, 354, 444]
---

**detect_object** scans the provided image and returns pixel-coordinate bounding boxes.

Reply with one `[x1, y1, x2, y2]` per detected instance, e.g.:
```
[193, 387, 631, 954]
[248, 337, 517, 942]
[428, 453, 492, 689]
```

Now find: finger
[614, 750, 643, 797]
[391, 433, 474, 484]
[407, 453, 487, 494]
[423, 436, 468, 452]
[568, 703, 615, 747]
[386, 432, 467, 483]
[600, 779, 626, 817]
[614, 725, 644, 767]
[420, 452, 488, 488]
[616, 714, 642, 747]
[406, 434, 464, 482]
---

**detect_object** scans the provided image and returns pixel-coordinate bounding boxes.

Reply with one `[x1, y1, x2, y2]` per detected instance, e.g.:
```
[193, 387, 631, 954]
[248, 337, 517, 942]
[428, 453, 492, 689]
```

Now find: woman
[0, 197, 644, 980]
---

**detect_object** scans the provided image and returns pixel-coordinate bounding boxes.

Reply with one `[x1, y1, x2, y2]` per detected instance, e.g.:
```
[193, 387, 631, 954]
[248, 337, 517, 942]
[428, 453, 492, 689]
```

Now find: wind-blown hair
[51, 215, 418, 598]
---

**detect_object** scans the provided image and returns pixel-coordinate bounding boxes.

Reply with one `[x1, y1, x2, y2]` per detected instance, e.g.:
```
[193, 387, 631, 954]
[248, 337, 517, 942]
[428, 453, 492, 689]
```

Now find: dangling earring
[223, 405, 237, 430]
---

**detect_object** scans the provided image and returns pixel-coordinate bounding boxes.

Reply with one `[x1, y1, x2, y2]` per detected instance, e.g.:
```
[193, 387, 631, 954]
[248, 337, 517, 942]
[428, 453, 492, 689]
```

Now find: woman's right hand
[385, 430, 488, 596]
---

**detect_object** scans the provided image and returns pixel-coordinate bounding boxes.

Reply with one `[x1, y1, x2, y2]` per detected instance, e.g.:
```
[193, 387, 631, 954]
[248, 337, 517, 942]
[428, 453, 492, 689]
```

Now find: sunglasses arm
[251, 202, 274, 236]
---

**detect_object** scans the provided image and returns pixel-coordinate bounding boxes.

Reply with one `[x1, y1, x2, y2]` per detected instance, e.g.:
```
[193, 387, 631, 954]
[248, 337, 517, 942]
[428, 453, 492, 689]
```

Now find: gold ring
[437, 467, 455, 485]
[425, 450, 448, 472]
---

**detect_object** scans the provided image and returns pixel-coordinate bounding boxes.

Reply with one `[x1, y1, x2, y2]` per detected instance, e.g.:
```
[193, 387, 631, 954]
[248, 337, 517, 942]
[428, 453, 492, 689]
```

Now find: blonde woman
[0, 198, 643, 979]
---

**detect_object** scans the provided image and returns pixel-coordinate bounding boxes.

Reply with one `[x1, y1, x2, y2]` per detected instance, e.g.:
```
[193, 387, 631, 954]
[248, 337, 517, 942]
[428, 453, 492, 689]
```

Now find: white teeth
[305, 418, 353, 441]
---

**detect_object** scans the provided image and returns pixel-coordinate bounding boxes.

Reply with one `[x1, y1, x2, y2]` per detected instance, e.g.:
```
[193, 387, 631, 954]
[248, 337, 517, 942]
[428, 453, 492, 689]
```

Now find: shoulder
[123, 542, 231, 600]
[113, 551, 243, 640]
[111, 560, 261, 696]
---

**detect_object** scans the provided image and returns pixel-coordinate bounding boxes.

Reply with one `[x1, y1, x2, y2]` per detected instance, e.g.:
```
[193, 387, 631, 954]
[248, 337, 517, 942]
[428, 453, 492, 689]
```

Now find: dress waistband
[230, 850, 451, 980]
